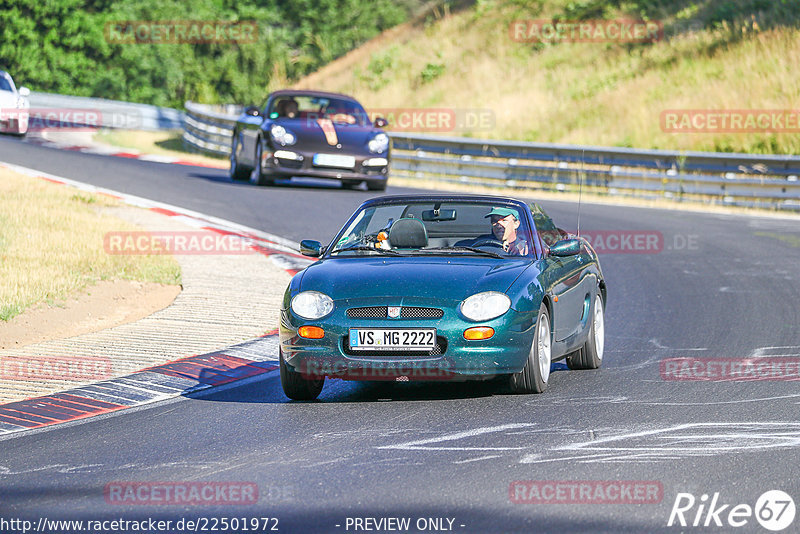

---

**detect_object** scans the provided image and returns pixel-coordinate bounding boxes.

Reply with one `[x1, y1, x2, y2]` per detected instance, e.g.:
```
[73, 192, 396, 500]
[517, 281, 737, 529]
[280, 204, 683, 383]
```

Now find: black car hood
[269, 118, 379, 153]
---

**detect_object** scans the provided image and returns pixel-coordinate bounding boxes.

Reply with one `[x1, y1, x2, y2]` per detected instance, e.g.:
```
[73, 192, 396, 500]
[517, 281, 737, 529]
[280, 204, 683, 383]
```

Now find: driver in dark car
[459, 207, 529, 255]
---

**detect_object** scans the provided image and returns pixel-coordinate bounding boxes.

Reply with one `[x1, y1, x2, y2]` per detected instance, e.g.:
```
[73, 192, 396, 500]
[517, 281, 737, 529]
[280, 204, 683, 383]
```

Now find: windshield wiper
[422, 246, 504, 259]
[332, 245, 399, 255]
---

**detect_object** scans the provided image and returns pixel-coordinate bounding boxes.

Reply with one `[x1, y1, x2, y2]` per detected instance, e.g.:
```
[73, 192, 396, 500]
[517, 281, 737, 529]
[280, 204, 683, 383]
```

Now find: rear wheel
[342, 180, 362, 190]
[566, 293, 605, 370]
[366, 180, 387, 191]
[229, 132, 251, 181]
[250, 139, 275, 186]
[509, 303, 551, 394]
[280, 349, 324, 401]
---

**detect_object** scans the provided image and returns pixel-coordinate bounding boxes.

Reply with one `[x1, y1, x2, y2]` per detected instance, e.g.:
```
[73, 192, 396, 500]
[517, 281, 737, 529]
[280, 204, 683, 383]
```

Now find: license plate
[349, 328, 436, 351]
[313, 153, 355, 169]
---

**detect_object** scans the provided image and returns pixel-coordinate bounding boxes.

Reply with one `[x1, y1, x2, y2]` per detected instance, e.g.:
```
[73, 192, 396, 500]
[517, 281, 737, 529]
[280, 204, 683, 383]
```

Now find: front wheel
[280, 350, 324, 401]
[566, 293, 605, 370]
[509, 303, 552, 394]
[250, 139, 275, 186]
[229, 133, 251, 181]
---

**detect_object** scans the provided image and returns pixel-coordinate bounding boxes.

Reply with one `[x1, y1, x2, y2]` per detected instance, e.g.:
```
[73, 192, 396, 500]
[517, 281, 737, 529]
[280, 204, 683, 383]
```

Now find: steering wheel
[471, 237, 505, 249]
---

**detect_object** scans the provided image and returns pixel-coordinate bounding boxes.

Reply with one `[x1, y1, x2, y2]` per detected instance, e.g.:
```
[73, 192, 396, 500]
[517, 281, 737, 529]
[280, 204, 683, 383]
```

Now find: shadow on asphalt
[191, 361, 572, 405]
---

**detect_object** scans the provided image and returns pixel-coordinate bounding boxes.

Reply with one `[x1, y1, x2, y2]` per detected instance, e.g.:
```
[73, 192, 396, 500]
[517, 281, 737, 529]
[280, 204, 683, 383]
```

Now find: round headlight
[270, 124, 297, 146]
[291, 291, 334, 320]
[460, 292, 511, 321]
[368, 133, 389, 153]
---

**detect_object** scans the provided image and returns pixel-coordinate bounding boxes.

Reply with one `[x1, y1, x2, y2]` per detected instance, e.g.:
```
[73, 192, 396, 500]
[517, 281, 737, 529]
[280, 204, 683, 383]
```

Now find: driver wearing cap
[458, 207, 529, 255]
[486, 207, 529, 255]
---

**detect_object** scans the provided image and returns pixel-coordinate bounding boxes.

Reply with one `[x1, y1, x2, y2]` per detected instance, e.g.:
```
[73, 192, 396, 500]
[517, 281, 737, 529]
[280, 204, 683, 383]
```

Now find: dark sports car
[229, 89, 390, 190]
[279, 194, 607, 400]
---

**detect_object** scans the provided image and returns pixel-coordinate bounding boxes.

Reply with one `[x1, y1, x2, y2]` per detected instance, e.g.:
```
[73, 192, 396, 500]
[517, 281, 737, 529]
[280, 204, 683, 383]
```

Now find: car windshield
[267, 95, 368, 125]
[0, 77, 13, 92]
[329, 200, 533, 257]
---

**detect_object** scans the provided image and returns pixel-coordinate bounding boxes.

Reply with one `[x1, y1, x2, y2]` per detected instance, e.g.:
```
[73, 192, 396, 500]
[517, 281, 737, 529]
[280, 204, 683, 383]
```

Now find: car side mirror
[244, 106, 260, 117]
[18, 86, 30, 97]
[374, 117, 388, 128]
[300, 239, 324, 257]
[549, 238, 582, 257]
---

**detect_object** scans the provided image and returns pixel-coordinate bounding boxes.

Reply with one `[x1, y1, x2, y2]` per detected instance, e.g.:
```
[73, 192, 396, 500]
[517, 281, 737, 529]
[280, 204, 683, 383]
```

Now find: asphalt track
[1, 134, 800, 534]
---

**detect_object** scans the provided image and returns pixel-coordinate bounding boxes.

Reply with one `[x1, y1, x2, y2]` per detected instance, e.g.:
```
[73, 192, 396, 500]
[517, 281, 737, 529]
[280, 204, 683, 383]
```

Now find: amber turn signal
[298, 326, 325, 339]
[463, 327, 494, 340]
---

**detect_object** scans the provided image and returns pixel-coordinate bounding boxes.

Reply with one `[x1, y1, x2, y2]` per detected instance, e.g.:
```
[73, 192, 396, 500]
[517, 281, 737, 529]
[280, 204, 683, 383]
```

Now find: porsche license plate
[349, 328, 436, 351]
[313, 153, 356, 169]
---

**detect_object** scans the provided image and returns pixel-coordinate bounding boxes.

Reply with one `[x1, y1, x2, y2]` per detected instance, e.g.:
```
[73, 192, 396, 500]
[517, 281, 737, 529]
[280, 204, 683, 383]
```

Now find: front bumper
[263, 146, 388, 184]
[279, 297, 536, 381]
[0, 109, 28, 133]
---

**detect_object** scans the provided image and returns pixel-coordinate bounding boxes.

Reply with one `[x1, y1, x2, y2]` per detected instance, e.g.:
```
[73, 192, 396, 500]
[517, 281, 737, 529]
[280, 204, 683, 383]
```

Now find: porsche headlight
[270, 124, 296, 146]
[368, 133, 389, 153]
[291, 291, 334, 319]
[460, 292, 511, 321]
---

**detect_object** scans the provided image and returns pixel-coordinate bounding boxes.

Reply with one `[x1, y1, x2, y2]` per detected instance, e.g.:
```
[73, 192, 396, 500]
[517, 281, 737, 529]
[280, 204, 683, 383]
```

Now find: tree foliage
[0, 0, 421, 107]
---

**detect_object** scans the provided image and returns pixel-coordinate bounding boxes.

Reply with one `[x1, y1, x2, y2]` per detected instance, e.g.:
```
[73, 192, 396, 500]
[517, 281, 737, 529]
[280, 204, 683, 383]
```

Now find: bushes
[0, 0, 422, 108]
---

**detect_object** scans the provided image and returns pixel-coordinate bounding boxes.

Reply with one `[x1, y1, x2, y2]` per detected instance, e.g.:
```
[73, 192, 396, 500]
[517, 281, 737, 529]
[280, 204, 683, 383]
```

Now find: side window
[528, 203, 562, 247]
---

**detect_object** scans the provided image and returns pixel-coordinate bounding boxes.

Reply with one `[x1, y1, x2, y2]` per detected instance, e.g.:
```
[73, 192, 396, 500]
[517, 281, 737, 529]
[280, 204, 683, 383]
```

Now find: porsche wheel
[566, 293, 605, 370]
[280, 349, 324, 401]
[509, 303, 551, 394]
[250, 139, 275, 186]
[229, 133, 251, 181]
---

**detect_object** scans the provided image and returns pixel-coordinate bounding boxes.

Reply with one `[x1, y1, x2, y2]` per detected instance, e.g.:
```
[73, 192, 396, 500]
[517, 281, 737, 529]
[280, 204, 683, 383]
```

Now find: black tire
[280, 349, 324, 401]
[342, 180, 362, 190]
[229, 132, 251, 181]
[566, 293, 605, 370]
[250, 138, 275, 186]
[366, 180, 387, 191]
[509, 303, 552, 394]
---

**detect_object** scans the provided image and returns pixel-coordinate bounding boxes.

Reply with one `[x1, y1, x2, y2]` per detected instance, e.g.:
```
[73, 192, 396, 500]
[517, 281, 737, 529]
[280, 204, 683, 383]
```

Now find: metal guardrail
[183, 101, 241, 156]
[29, 92, 183, 130]
[182, 101, 800, 210]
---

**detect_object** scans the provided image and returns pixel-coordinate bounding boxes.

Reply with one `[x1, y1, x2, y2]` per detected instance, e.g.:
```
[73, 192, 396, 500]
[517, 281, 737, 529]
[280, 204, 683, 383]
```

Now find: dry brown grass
[0, 167, 181, 321]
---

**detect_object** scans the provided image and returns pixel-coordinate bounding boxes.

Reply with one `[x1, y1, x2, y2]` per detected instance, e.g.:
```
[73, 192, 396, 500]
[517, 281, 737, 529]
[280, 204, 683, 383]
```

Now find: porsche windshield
[330, 201, 533, 257]
[268, 95, 369, 125]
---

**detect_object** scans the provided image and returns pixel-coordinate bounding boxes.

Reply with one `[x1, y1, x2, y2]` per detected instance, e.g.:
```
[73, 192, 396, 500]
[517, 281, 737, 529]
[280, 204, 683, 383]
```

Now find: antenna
[576, 149, 584, 237]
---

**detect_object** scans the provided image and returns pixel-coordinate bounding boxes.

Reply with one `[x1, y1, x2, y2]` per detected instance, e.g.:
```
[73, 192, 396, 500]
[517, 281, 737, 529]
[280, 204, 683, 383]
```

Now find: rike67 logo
[668, 490, 795, 531]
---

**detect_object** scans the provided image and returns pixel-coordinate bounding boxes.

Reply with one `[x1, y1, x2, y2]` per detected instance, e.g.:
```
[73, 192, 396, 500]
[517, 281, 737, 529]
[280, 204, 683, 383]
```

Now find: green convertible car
[279, 194, 607, 400]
